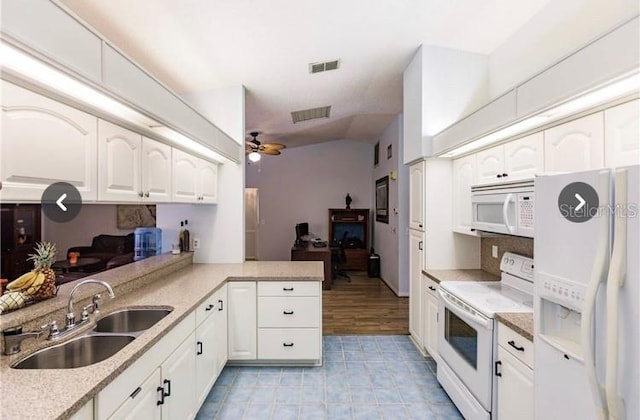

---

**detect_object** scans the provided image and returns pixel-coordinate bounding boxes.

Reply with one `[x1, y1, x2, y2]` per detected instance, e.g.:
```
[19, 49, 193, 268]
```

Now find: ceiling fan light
[248, 151, 261, 162]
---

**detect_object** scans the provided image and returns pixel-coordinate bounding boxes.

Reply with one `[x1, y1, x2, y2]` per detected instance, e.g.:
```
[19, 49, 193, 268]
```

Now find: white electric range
[436, 252, 534, 420]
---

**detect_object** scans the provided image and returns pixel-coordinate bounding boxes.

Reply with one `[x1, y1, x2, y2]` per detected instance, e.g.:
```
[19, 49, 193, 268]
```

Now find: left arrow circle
[42, 182, 82, 223]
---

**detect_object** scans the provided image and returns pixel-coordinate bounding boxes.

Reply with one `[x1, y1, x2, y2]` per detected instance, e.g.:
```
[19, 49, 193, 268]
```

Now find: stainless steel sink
[13, 334, 135, 369]
[93, 306, 173, 333]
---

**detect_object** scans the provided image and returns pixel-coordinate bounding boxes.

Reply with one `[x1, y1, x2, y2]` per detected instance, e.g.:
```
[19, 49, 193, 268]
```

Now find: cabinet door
[142, 138, 172, 202]
[496, 346, 534, 420]
[452, 154, 477, 233]
[195, 317, 217, 406]
[110, 368, 162, 420]
[161, 332, 197, 420]
[504, 132, 544, 181]
[214, 285, 228, 376]
[98, 120, 142, 202]
[544, 113, 604, 172]
[476, 145, 504, 184]
[409, 162, 425, 231]
[605, 99, 640, 168]
[228, 281, 257, 360]
[425, 294, 439, 360]
[1, 81, 97, 201]
[409, 230, 423, 345]
[172, 149, 199, 203]
[197, 159, 218, 204]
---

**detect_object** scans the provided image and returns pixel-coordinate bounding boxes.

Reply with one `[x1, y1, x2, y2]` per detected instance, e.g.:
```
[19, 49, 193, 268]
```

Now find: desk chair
[331, 244, 351, 282]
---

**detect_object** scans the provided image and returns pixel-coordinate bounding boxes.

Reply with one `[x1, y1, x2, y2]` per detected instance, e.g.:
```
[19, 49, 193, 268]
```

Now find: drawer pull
[163, 379, 171, 397]
[508, 340, 525, 352]
[218, 299, 224, 311]
[157, 387, 165, 405]
[283, 310, 294, 315]
[205, 304, 214, 311]
[130, 386, 142, 399]
[428, 286, 436, 291]
[283, 342, 294, 347]
[495, 361, 502, 377]
[283, 287, 294, 291]
[197, 341, 203, 355]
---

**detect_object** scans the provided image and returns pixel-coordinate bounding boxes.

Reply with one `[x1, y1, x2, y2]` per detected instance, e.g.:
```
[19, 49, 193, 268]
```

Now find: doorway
[245, 188, 259, 260]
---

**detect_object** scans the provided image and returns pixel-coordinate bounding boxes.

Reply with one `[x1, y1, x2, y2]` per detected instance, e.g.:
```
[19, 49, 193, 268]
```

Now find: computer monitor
[295, 222, 309, 242]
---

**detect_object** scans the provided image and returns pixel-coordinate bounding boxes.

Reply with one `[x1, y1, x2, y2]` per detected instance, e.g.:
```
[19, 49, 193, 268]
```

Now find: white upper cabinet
[172, 149, 199, 203]
[0, 81, 97, 202]
[1, 0, 102, 83]
[504, 133, 544, 181]
[409, 161, 425, 231]
[98, 120, 142, 202]
[197, 160, 218, 204]
[544, 113, 604, 172]
[476, 145, 505, 185]
[142, 138, 172, 202]
[452, 154, 477, 234]
[605, 99, 640, 168]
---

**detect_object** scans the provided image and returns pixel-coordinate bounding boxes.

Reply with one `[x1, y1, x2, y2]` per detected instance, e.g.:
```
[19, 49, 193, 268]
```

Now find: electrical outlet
[193, 237, 200, 249]
[492, 245, 498, 258]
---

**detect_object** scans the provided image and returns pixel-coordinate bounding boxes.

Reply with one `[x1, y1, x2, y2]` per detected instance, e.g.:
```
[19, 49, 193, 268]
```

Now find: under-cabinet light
[150, 126, 226, 163]
[440, 71, 640, 158]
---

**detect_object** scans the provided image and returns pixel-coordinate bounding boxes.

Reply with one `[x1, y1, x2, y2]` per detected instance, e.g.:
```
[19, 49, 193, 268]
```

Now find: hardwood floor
[322, 272, 409, 335]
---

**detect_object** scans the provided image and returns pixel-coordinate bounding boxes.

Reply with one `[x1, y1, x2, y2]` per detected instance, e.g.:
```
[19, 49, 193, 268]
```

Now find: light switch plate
[492, 245, 498, 258]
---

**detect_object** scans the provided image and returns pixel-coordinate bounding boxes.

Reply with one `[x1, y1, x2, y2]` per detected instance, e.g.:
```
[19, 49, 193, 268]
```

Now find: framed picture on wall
[387, 144, 392, 159]
[375, 176, 389, 223]
[374, 142, 380, 166]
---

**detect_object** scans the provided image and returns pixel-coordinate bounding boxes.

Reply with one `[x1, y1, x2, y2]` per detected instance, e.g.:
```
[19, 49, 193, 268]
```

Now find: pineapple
[26, 241, 58, 300]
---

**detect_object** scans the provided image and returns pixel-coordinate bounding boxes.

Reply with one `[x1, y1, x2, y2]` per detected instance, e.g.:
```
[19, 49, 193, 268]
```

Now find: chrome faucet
[65, 279, 115, 331]
[3, 326, 43, 355]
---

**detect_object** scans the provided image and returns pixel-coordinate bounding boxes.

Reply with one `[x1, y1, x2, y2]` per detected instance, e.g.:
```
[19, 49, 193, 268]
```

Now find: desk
[291, 242, 332, 290]
[52, 257, 101, 273]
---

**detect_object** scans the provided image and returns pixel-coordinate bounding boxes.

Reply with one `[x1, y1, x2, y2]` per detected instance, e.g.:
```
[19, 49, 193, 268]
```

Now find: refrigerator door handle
[580, 211, 610, 420]
[605, 168, 628, 420]
[502, 193, 515, 234]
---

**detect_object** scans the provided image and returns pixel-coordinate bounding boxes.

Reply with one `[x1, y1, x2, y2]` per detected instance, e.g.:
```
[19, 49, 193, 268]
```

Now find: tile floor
[196, 335, 462, 419]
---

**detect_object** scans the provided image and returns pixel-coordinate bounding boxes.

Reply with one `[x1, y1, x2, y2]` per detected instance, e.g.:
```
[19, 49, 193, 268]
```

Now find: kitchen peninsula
[0, 254, 324, 420]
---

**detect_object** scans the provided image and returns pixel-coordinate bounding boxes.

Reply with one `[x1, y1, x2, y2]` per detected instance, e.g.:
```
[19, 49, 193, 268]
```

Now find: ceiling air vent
[291, 106, 331, 124]
[309, 59, 340, 74]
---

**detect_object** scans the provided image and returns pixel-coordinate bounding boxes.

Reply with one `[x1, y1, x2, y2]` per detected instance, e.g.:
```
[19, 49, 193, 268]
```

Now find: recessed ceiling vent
[291, 106, 331, 124]
[309, 59, 340, 74]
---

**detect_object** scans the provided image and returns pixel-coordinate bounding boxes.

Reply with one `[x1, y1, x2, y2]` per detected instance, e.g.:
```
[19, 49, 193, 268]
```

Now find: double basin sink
[13, 307, 173, 369]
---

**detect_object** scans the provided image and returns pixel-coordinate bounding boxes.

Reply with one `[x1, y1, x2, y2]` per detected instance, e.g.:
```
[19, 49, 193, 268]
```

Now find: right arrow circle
[558, 182, 599, 223]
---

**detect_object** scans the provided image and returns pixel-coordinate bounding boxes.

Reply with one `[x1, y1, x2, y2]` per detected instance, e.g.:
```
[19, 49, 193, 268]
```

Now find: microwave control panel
[518, 194, 534, 228]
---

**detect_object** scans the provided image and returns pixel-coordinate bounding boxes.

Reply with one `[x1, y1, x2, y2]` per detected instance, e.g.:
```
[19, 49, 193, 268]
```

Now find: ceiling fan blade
[260, 149, 281, 156]
[262, 143, 286, 150]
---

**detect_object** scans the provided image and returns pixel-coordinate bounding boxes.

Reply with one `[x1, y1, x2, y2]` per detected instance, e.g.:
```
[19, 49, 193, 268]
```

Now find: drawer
[425, 277, 438, 298]
[498, 322, 534, 369]
[258, 297, 320, 328]
[195, 294, 217, 326]
[258, 328, 320, 360]
[258, 281, 319, 297]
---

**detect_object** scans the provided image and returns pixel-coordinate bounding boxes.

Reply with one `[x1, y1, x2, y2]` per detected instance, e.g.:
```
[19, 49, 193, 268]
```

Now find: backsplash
[481, 236, 534, 276]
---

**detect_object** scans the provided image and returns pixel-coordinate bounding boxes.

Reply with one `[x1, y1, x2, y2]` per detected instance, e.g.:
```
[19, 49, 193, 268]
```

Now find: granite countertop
[422, 269, 500, 284]
[0, 257, 323, 420]
[495, 312, 534, 342]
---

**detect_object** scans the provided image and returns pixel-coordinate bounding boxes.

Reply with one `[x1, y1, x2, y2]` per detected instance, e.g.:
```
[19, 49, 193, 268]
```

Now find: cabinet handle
[283, 342, 294, 347]
[157, 387, 165, 405]
[428, 286, 436, 291]
[138, 191, 144, 197]
[205, 304, 214, 311]
[507, 340, 525, 352]
[496, 174, 503, 178]
[197, 341, 203, 355]
[418, 224, 423, 228]
[218, 299, 224, 311]
[283, 287, 294, 291]
[130, 386, 142, 399]
[495, 361, 502, 377]
[283, 310, 294, 315]
[144, 191, 150, 198]
[418, 241, 423, 251]
[502, 173, 508, 177]
[163, 379, 171, 397]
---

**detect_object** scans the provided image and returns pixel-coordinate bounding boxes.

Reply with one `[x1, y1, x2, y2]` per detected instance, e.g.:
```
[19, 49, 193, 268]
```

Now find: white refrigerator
[534, 165, 639, 420]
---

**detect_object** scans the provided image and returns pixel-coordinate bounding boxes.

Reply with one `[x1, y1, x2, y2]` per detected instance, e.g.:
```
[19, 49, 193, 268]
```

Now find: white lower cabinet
[69, 400, 94, 420]
[160, 332, 197, 420]
[110, 368, 161, 420]
[495, 323, 534, 420]
[213, 286, 228, 377]
[409, 230, 424, 347]
[422, 277, 439, 360]
[227, 281, 257, 360]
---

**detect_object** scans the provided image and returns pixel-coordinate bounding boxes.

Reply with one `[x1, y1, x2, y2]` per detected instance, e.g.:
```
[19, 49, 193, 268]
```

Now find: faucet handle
[92, 294, 102, 313]
[41, 320, 60, 339]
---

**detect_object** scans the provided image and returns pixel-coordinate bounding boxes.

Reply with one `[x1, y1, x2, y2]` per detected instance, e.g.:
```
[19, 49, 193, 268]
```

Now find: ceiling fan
[245, 131, 286, 162]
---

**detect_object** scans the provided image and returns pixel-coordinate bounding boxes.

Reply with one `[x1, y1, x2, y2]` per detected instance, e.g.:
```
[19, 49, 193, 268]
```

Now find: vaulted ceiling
[61, 0, 552, 147]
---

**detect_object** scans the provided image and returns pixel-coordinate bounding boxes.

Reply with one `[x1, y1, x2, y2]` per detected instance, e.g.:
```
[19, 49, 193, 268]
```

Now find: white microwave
[471, 179, 534, 238]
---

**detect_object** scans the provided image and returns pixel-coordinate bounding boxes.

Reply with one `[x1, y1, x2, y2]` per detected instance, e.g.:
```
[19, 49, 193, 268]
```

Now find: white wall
[246, 140, 373, 261]
[488, 0, 639, 97]
[373, 116, 408, 295]
[42, 204, 134, 258]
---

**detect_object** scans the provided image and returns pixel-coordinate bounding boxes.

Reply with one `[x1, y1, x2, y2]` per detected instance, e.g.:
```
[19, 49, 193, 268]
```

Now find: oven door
[438, 288, 494, 411]
[471, 192, 516, 235]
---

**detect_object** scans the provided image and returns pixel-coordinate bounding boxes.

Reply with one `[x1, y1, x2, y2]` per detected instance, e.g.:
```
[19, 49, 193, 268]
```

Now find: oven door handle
[502, 193, 515, 234]
[438, 289, 491, 330]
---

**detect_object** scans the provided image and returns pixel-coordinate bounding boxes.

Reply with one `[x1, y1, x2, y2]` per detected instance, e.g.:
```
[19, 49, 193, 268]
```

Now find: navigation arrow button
[56, 193, 68, 212]
[574, 193, 586, 212]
